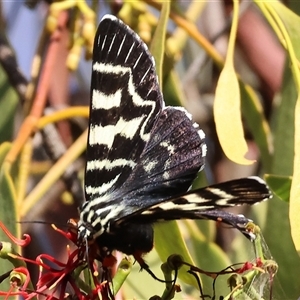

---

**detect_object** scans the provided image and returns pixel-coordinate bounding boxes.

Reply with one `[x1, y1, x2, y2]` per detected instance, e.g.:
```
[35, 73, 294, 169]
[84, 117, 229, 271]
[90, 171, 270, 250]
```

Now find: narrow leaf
[265, 1, 300, 254]
[0, 65, 19, 143]
[150, 2, 170, 87]
[290, 97, 300, 254]
[265, 174, 291, 202]
[0, 143, 18, 291]
[257, 3, 300, 296]
[214, 0, 254, 165]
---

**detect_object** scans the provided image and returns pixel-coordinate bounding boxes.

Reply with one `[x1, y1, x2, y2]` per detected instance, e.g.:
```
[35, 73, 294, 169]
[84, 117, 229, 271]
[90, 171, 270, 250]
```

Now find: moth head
[77, 202, 104, 241]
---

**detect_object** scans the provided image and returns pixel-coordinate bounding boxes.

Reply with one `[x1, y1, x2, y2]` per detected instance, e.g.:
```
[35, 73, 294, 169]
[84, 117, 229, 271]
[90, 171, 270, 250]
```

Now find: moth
[77, 14, 271, 266]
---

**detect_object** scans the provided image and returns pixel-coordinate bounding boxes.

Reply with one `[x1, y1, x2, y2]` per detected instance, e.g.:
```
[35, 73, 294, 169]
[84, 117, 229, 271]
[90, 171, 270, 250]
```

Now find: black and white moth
[77, 14, 271, 262]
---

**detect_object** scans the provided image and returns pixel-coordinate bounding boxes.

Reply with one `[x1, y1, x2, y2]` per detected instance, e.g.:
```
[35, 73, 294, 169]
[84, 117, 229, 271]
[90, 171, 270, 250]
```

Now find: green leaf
[253, 3, 300, 297]
[123, 250, 170, 299]
[290, 96, 300, 254]
[0, 143, 17, 236]
[263, 0, 300, 258]
[264, 66, 300, 299]
[150, 2, 170, 87]
[0, 65, 19, 143]
[268, 1, 300, 63]
[240, 83, 273, 170]
[0, 143, 11, 166]
[271, 66, 296, 176]
[154, 221, 199, 289]
[265, 174, 291, 202]
[185, 220, 232, 297]
[113, 258, 132, 295]
[163, 70, 185, 107]
[263, 65, 300, 299]
[0, 143, 18, 292]
[267, 1, 300, 256]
